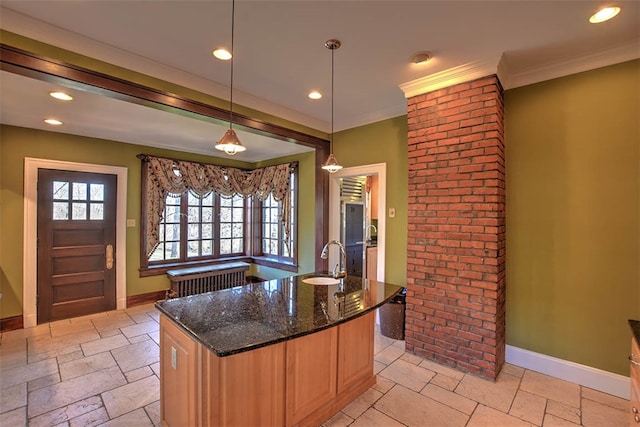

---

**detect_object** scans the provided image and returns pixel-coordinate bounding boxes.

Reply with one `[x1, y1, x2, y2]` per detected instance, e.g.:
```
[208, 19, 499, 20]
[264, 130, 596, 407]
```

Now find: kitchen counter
[156, 273, 404, 426]
[155, 273, 403, 357]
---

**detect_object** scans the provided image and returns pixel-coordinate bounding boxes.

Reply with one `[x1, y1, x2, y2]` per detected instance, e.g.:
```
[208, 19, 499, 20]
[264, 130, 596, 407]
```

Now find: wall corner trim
[505, 345, 630, 399]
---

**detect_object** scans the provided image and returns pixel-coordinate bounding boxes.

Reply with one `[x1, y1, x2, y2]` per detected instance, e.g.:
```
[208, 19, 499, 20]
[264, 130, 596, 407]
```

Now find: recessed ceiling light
[44, 118, 63, 126]
[411, 51, 432, 65]
[589, 6, 621, 23]
[308, 91, 322, 100]
[213, 48, 232, 60]
[49, 91, 73, 101]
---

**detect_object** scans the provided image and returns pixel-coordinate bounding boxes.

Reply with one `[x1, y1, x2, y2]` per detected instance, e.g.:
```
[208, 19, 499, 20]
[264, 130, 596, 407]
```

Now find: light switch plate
[389, 208, 396, 218]
[126, 219, 136, 227]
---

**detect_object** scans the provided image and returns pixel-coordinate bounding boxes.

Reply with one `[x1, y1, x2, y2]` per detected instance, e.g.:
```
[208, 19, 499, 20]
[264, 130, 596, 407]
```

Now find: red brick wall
[405, 75, 506, 380]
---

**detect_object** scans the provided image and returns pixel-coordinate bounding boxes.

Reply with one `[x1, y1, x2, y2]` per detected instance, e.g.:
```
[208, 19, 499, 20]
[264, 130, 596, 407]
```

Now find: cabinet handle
[635, 414, 640, 423]
[634, 407, 639, 414]
[630, 354, 640, 366]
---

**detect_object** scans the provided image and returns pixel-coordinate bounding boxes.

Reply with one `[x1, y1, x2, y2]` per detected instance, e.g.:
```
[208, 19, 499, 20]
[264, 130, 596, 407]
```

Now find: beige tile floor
[0, 303, 628, 427]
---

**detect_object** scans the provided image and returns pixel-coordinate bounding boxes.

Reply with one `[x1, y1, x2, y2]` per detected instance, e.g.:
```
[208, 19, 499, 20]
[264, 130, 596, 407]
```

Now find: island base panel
[159, 311, 375, 427]
[202, 341, 286, 427]
[160, 316, 199, 427]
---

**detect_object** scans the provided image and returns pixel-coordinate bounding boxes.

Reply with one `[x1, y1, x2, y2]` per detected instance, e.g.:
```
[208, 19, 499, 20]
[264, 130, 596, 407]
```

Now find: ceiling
[1, 1, 638, 162]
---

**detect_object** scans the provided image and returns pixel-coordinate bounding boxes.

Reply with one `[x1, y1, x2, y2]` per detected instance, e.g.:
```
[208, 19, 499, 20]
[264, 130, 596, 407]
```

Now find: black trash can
[379, 288, 406, 340]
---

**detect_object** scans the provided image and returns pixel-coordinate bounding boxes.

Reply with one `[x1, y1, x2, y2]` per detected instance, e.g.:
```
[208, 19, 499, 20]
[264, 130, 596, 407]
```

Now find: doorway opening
[328, 163, 386, 282]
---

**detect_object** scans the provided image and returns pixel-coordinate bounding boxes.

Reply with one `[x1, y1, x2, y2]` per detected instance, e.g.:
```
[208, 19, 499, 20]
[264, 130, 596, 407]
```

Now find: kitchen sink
[301, 276, 341, 285]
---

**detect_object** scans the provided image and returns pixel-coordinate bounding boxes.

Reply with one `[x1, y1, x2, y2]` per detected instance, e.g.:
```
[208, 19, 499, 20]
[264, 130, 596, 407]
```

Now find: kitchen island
[155, 273, 403, 427]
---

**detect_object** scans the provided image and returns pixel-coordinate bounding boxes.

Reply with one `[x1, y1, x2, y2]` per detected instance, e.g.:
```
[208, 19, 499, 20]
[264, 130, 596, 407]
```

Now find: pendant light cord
[330, 45, 334, 154]
[229, 0, 235, 129]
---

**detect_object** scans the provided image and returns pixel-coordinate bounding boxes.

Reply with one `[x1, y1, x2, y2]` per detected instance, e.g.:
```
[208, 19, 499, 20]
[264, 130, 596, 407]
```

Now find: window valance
[139, 154, 293, 257]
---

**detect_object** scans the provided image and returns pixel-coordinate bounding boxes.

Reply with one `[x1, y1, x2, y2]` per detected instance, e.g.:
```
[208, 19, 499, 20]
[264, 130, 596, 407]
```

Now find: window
[219, 194, 245, 255]
[52, 180, 105, 221]
[139, 156, 297, 274]
[260, 171, 296, 263]
[148, 191, 245, 264]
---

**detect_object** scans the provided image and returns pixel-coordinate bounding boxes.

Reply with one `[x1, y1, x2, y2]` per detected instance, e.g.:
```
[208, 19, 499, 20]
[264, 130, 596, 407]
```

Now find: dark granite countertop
[156, 273, 403, 357]
[629, 319, 640, 344]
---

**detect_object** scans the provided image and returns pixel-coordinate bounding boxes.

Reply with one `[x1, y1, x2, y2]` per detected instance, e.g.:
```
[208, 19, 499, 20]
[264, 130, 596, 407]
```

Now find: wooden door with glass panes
[37, 169, 117, 323]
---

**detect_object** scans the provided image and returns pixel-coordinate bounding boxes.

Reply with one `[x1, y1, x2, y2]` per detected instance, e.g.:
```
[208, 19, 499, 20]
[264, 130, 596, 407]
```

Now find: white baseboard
[505, 345, 630, 400]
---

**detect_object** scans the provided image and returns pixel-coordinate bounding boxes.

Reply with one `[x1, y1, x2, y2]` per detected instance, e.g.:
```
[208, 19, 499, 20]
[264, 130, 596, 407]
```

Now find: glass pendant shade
[321, 153, 343, 173]
[215, 129, 246, 155]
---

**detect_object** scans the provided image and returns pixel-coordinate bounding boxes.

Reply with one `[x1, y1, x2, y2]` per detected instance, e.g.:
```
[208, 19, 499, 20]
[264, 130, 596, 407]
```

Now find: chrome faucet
[365, 224, 377, 244]
[321, 240, 347, 279]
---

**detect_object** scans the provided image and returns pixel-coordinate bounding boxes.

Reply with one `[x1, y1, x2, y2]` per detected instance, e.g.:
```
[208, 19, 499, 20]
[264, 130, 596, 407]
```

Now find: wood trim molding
[0, 44, 325, 147]
[127, 290, 168, 307]
[0, 315, 24, 333]
[1, 43, 330, 273]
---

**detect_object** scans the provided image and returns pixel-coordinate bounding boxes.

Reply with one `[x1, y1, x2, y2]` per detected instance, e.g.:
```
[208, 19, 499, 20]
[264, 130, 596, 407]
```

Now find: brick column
[405, 75, 505, 380]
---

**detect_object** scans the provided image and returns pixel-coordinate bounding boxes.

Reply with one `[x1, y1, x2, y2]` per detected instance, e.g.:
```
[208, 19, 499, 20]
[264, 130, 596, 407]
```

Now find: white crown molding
[401, 39, 639, 100]
[506, 345, 629, 400]
[399, 55, 502, 99]
[0, 7, 327, 132]
[501, 39, 640, 90]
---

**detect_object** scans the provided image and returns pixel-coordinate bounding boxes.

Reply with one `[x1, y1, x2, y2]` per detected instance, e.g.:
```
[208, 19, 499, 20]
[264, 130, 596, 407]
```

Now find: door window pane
[90, 203, 104, 220]
[53, 202, 69, 220]
[72, 202, 87, 220]
[72, 182, 87, 200]
[90, 183, 104, 201]
[53, 181, 69, 200]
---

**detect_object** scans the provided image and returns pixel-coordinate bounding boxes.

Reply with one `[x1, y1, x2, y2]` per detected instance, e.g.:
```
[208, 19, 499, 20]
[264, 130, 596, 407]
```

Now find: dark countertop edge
[156, 286, 402, 358]
[629, 319, 640, 344]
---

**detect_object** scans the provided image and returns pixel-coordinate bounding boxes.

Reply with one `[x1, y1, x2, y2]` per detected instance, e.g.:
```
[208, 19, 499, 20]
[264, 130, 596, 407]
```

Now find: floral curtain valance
[141, 155, 293, 257]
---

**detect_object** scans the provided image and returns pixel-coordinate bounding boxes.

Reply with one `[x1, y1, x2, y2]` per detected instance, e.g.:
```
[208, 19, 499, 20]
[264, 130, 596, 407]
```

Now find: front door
[37, 169, 117, 323]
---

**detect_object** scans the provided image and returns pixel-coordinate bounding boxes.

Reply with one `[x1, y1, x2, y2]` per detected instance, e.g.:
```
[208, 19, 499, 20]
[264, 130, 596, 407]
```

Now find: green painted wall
[0, 125, 317, 318]
[333, 115, 408, 286]
[254, 151, 317, 277]
[505, 59, 640, 376]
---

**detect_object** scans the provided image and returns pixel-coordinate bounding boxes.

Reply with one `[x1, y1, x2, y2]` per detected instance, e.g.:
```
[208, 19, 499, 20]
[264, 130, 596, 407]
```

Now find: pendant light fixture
[321, 39, 343, 173]
[215, 0, 246, 156]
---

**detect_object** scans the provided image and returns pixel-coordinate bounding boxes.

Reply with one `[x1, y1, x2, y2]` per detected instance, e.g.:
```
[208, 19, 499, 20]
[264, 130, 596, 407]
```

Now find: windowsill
[251, 257, 298, 273]
[139, 256, 252, 277]
[139, 255, 298, 277]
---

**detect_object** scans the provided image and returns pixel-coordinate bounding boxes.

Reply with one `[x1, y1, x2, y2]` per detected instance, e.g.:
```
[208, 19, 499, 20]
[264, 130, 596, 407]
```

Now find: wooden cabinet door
[202, 342, 285, 427]
[160, 316, 199, 427]
[366, 247, 378, 280]
[286, 327, 338, 426]
[337, 312, 374, 393]
[631, 338, 640, 426]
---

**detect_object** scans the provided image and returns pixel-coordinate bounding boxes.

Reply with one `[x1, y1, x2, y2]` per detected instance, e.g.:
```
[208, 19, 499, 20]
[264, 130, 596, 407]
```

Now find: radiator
[166, 262, 250, 298]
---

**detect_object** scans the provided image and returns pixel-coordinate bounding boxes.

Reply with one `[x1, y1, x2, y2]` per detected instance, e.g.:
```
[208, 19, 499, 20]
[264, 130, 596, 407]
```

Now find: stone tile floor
[0, 303, 628, 426]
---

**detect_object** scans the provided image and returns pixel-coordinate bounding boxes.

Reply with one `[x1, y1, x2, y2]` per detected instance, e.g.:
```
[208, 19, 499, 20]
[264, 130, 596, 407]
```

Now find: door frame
[24, 157, 128, 328]
[328, 163, 386, 282]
